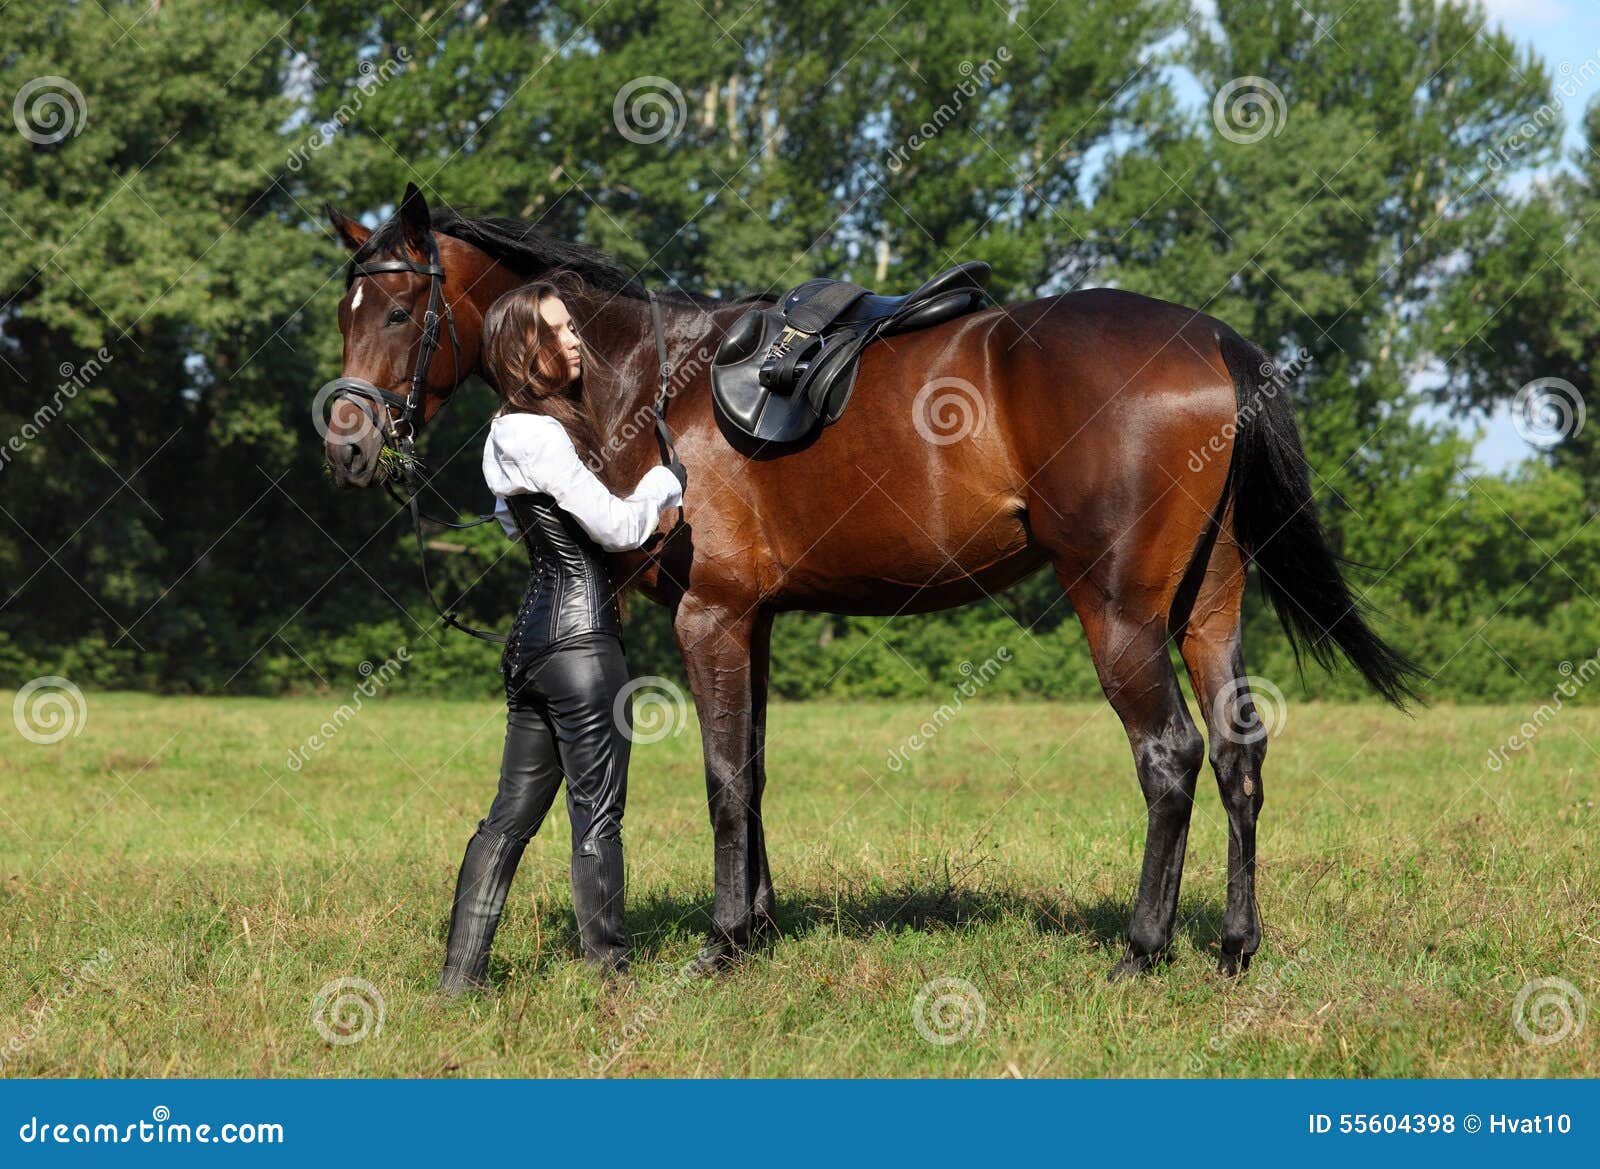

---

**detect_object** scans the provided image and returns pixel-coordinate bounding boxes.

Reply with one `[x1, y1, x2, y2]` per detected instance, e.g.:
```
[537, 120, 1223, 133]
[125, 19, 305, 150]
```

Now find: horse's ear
[399, 182, 431, 255]
[326, 203, 370, 253]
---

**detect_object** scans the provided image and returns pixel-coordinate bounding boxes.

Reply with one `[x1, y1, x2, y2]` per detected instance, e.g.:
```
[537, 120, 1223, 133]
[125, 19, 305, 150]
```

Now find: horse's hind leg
[1065, 578, 1205, 979]
[1177, 523, 1265, 976]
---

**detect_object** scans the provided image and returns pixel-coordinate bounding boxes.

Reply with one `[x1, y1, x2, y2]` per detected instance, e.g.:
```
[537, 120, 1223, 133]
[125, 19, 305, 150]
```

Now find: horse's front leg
[746, 609, 777, 935]
[673, 594, 769, 972]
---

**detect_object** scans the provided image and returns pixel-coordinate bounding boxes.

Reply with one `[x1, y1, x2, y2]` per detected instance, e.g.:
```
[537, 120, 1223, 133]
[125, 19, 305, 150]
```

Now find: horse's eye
[387, 307, 409, 325]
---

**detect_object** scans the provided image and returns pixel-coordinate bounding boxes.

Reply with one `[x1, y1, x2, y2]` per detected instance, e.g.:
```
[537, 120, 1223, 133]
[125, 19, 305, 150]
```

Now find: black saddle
[711, 261, 992, 444]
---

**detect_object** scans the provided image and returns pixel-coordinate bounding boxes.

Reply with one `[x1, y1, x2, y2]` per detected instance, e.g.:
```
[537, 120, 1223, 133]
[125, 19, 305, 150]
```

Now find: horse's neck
[442, 240, 522, 375]
[571, 287, 689, 487]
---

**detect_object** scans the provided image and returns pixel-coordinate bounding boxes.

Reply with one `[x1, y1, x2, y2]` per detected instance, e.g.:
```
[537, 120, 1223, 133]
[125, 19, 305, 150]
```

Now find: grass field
[1, 691, 1596, 1078]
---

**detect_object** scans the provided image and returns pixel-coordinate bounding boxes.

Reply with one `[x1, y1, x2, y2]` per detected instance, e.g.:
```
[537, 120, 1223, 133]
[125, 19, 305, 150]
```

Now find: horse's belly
[762, 482, 1041, 613]
[781, 545, 1050, 615]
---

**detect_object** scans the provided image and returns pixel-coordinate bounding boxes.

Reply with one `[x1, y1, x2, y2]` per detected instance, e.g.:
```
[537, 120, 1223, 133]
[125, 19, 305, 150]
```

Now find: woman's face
[538, 295, 582, 383]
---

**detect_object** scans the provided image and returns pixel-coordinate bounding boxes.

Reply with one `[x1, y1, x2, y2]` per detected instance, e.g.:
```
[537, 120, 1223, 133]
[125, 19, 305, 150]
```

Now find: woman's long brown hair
[482, 275, 605, 465]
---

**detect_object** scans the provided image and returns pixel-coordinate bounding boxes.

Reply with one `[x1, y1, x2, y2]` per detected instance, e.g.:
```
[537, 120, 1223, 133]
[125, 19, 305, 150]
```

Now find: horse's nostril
[328, 442, 372, 488]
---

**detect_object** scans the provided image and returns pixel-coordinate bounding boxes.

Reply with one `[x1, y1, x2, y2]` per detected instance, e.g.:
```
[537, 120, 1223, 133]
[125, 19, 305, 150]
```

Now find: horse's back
[680, 286, 1242, 611]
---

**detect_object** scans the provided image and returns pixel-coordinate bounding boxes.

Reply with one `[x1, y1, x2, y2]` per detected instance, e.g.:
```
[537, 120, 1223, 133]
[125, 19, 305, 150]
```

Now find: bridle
[328, 227, 511, 643]
[327, 227, 461, 453]
[324, 224, 680, 646]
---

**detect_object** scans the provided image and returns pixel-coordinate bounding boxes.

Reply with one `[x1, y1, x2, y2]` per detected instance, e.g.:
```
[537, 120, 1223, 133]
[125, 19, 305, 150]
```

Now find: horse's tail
[1219, 333, 1421, 709]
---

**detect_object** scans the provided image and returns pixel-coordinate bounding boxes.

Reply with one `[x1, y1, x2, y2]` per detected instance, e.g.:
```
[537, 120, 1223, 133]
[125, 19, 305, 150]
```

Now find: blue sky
[1478, 0, 1600, 162]
[1480, 0, 1599, 66]
[1437, 1, 1600, 472]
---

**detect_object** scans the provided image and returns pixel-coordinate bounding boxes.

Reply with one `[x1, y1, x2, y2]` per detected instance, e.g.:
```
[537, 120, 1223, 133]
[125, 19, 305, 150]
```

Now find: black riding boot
[570, 838, 629, 973]
[439, 825, 527, 996]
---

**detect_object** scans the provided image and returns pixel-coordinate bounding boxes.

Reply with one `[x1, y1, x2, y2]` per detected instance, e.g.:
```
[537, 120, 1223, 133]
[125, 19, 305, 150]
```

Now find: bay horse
[321, 184, 1416, 979]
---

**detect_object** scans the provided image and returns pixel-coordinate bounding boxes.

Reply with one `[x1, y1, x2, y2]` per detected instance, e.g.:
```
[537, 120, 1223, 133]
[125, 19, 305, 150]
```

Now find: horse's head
[320, 182, 478, 489]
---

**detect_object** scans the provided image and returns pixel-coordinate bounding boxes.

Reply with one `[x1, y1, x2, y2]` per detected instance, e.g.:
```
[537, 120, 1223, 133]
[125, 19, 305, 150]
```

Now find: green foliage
[2, 0, 1596, 704]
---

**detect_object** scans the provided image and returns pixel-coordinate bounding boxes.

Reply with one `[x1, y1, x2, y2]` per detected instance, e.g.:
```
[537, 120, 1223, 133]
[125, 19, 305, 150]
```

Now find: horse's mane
[355, 203, 770, 306]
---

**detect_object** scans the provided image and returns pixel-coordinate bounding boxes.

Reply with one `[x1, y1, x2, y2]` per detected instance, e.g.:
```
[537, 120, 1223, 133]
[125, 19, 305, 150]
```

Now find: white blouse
[482, 412, 683, 551]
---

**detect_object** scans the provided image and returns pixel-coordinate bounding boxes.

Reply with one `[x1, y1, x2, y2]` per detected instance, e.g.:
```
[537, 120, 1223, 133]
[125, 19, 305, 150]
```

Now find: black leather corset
[501, 492, 621, 673]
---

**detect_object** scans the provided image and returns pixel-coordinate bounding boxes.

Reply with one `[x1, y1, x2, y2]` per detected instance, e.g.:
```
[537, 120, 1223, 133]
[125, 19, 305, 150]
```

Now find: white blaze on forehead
[351, 285, 365, 310]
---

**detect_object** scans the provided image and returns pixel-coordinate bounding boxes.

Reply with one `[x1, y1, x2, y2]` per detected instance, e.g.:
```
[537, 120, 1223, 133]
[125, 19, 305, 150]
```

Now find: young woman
[439, 279, 685, 994]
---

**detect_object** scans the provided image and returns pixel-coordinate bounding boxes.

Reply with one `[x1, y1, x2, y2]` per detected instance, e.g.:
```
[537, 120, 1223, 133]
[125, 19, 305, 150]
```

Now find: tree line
[2, 0, 1597, 703]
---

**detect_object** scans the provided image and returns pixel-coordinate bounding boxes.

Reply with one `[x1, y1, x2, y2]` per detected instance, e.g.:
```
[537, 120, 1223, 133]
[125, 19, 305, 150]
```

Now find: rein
[328, 234, 678, 644]
[646, 289, 678, 465]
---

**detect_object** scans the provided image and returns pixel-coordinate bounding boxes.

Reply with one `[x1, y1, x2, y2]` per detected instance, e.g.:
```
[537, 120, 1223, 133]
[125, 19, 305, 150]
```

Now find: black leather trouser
[440, 632, 634, 990]
[489, 630, 633, 851]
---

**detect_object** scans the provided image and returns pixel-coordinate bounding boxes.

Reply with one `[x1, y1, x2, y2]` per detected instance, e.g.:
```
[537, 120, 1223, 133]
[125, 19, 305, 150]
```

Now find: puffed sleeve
[483, 413, 683, 551]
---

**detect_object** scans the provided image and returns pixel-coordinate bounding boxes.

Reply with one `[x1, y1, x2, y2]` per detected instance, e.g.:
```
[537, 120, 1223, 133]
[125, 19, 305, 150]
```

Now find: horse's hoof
[585, 956, 635, 987]
[686, 943, 737, 978]
[1217, 949, 1253, 978]
[1107, 953, 1157, 981]
[437, 977, 493, 1001]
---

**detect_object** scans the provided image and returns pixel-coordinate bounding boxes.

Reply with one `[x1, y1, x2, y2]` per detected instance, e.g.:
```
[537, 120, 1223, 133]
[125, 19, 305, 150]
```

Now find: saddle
[711, 261, 992, 444]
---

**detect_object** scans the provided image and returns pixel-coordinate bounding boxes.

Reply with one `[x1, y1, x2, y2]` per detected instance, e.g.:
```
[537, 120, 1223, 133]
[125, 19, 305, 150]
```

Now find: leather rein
[326, 226, 677, 645]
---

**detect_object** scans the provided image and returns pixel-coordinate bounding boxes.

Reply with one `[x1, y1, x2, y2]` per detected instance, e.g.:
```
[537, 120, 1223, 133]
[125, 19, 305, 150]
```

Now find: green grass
[1, 693, 1596, 1077]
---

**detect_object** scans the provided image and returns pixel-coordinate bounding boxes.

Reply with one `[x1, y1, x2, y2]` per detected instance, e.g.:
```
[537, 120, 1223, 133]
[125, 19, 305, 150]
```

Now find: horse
[320, 183, 1416, 980]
